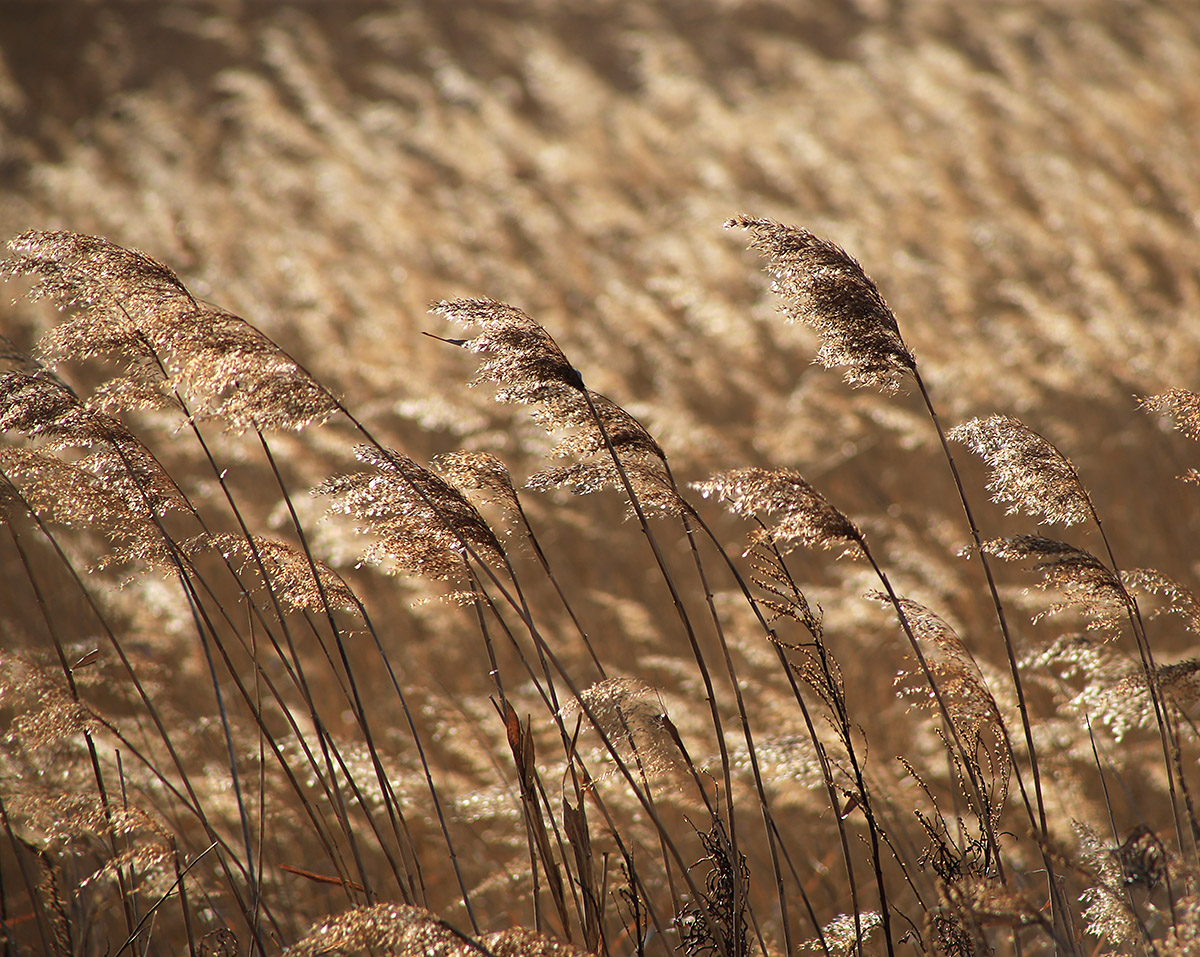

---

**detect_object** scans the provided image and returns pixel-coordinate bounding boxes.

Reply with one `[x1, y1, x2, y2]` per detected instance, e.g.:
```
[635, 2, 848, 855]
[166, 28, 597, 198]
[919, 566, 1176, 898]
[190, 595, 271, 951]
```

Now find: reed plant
[2, 217, 1199, 957]
[4, 6, 1200, 954]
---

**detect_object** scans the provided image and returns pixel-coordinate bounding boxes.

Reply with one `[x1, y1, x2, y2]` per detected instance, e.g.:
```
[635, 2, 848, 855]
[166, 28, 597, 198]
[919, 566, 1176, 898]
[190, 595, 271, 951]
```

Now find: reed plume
[986, 535, 1132, 629]
[949, 415, 1092, 526]
[693, 467, 863, 558]
[316, 445, 506, 583]
[726, 215, 915, 392]
[5, 230, 338, 432]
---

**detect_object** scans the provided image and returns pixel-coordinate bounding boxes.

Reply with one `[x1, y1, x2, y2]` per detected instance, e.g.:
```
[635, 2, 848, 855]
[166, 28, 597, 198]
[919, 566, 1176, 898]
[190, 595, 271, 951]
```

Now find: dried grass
[3, 4, 1200, 956]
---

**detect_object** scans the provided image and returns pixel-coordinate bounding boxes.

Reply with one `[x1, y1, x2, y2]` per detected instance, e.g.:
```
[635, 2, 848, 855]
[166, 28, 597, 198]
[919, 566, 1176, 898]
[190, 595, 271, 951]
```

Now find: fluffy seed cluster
[879, 595, 1007, 747]
[433, 298, 672, 509]
[0, 446, 173, 571]
[694, 467, 863, 558]
[986, 535, 1131, 629]
[188, 534, 359, 615]
[1141, 389, 1200, 441]
[728, 215, 915, 392]
[286, 903, 590, 956]
[4, 230, 338, 432]
[432, 451, 524, 522]
[950, 415, 1092, 526]
[316, 445, 506, 582]
[561, 677, 683, 780]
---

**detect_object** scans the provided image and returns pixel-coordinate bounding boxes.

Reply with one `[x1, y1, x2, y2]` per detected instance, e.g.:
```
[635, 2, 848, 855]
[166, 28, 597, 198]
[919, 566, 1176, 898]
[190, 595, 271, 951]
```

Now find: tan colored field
[4, 2, 1200, 954]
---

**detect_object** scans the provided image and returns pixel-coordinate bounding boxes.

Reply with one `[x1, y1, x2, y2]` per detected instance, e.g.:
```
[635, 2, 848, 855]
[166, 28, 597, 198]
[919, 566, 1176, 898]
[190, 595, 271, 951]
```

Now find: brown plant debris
[678, 819, 749, 957]
[1114, 824, 1168, 890]
[727, 215, 915, 392]
[949, 414, 1092, 526]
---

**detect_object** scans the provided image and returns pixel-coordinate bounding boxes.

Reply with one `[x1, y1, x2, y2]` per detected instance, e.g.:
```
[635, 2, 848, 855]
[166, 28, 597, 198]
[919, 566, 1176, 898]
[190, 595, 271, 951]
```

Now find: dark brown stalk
[1079, 490, 1194, 868]
[112, 842, 219, 957]
[316, 393, 752, 951]
[570, 384, 751, 954]
[462, 558, 740, 952]
[505, 489, 607, 680]
[123, 320, 424, 903]
[0, 768, 58, 955]
[731, 217, 1073, 947]
[256, 430, 436, 907]
[170, 837, 200, 957]
[3, 517, 140, 944]
[0, 467, 277, 949]
[687, 487, 938, 956]
[716, 512, 884, 957]
[674, 501, 803, 957]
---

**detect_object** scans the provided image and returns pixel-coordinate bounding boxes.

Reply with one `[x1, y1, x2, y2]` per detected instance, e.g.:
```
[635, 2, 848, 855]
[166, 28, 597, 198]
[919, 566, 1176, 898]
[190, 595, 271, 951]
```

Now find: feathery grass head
[5, 230, 338, 431]
[0, 369, 187, 516]
[285, 902, 591, 956]
[1141, 389, 1200, 441]
[950, 415, 1092, 526]
[432, 451, 523, 518]
[316, 445, 506, 583]
[528, 459, 685, 517]
[187, 534, 359, 615]
[877, 594, 1006, 741]
[1123, 568, 1200, 633]
[694, 467, 863, 558]
[985, 535, 1131, 629]
[432, 297, 583, 401]
[434, 298, 663, 461]
[727, 215, 915, 392]
[5, 229, 192, 347]
[1075, 822, 1142, 947]
[1024, 635, 1155, 739]
[561, 677, 684, 780]
[802, 911, 882, 956]
[434, 297, 669, 515]
[0, 446, 176, 572]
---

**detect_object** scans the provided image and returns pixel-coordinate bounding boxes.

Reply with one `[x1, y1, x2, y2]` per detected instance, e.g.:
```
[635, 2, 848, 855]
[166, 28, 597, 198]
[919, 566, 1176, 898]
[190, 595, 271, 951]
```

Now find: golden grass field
[4, 2, 1200, 954]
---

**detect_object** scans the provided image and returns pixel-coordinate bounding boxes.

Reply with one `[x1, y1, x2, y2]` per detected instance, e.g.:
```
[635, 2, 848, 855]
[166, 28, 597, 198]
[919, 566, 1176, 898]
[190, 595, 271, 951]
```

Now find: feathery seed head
[694, 467, 863, 557]
[727, 215, 915, 392]
[1141, 389, 1200, 441]
[432, 297, 582, 401]
[986, 535, 1130, 628]
[316, 445, 505, 582]
[5, 230, 338, 431]
[876, 593, 1007, 745]
[950, 415, 1091, 525]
